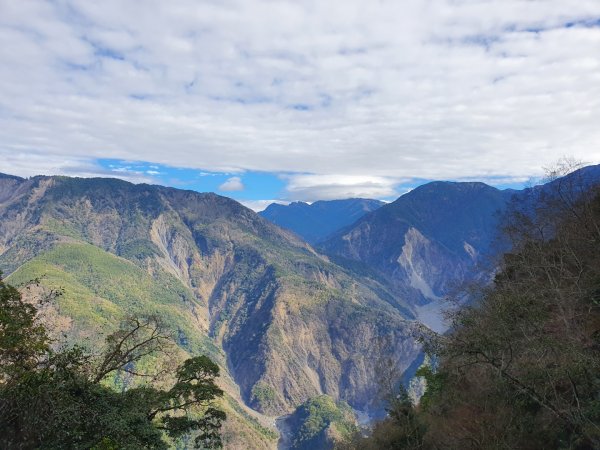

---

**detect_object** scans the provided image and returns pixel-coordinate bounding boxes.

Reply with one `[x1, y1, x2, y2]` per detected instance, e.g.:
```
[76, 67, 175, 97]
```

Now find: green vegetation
[3, 240, 277, 447]
[7, 242, 219, 360]
[43, 216, 84, 239]
[118, 238, 162, 261]
[250, 382, 277, 410]
[289, 395, 358, 450]
[347, 181, 600, 449]
[0, 276, 225, 448]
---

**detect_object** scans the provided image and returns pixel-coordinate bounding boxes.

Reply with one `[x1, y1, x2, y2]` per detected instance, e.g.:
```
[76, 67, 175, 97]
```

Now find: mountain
[320, 165, 600, 332]
[280, 395, 358, 450]
[259, 199, 384, 245]
[0, 173, 419, 448]
[5, 166, 598, 448]
[319, 182, 513, 331]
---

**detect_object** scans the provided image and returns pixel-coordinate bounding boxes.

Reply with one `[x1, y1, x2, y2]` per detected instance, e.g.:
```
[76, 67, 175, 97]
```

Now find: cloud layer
[283, 174, 404, 201]
[219, 176, 244, 192]
[0, 1, 599, 200]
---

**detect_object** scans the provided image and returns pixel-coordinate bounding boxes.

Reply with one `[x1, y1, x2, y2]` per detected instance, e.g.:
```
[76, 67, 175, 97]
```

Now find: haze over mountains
[259, 199, 384, 245]
[1, 165, 599, 449]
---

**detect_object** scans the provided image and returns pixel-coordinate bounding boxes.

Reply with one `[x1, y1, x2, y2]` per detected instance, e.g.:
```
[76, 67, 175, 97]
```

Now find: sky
[0, 1, 599, 210]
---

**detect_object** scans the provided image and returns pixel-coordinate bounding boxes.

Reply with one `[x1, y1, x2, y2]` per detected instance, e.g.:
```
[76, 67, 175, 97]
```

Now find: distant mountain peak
[0, 172, 24, 182]
[260, 198, 384, 244]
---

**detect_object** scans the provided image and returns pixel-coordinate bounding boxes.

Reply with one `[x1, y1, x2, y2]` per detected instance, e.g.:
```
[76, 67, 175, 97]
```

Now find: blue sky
[1, 1, 599, 209]
[98, 159, 290, 210]
[97, 158, 531, 210]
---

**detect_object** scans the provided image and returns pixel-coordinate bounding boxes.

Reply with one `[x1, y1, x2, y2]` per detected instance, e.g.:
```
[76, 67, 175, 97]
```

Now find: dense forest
[344, 174, 600, 449]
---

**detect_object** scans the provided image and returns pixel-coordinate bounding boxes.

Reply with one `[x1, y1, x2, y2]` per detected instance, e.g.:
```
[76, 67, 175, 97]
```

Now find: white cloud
[0, 0, 599, 192]
[0, 150, 155, 183]
[219, 176, 244, 192]
[238, 199, 290, 212]
[283, 174, 404, 201]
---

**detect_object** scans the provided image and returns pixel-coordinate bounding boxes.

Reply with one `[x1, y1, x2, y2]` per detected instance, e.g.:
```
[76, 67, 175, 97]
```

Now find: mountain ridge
[4, 166, 600, 448]
[318, 165, 600, 332]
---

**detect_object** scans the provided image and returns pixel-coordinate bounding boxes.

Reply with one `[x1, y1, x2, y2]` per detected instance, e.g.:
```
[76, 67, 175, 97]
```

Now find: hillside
[0, 173, 419, 448]
[259, 199, 384, 245]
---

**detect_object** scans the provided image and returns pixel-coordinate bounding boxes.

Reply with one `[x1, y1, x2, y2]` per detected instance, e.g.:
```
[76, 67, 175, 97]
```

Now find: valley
[1, 165, 599, 448]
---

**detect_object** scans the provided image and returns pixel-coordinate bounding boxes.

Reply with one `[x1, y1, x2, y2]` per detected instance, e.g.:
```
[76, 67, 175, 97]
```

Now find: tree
[0, 276, 225, 449]
[0, 275, 50, 381]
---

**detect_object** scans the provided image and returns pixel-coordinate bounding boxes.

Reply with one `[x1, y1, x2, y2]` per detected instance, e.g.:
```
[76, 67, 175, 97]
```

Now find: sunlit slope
[5, 241, 277, 449]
